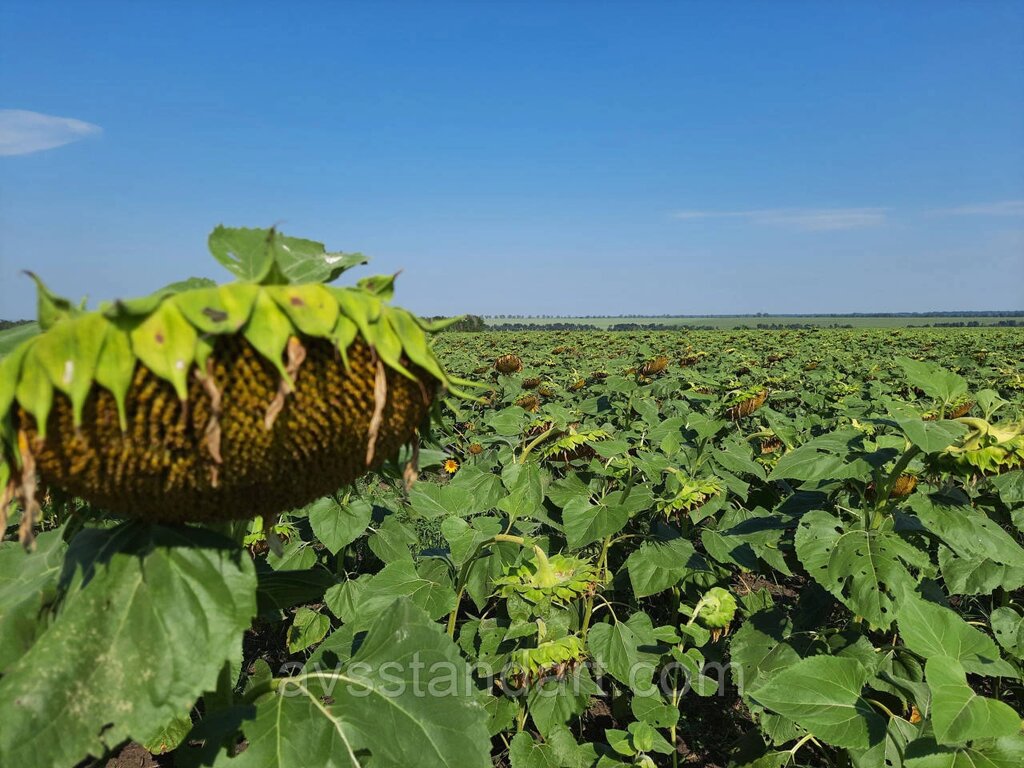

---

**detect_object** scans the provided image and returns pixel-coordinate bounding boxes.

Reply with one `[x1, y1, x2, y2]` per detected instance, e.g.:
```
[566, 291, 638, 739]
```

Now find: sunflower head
[724, 387, 768, 420]
[697, 587, 738, 631]
[443, 458, 460, 474]
[639, 355, 669, 377]
[932, 418, 1024, 476]
[515, 394, 541, 413]
[495, 546, 599, 606]
[0, 225, 462, 545]
[657, 471, 723, 516]
[494, 354, 523, 374]
[506, 635, 586, 687]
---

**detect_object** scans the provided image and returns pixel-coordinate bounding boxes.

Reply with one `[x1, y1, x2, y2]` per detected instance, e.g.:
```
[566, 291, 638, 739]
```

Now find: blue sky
[1, 1, 1022, 318]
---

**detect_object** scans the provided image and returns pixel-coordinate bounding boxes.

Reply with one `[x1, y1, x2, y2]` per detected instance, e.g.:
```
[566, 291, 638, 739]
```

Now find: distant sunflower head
[443, 458, 460, 474]
[515, 394, 541, 413]
[495, 354, 523, 374]
[639, 355, 669, 378]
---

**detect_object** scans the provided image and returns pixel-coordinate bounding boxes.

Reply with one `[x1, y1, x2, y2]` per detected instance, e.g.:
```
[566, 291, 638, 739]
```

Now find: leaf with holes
[795, 511, 929, 630]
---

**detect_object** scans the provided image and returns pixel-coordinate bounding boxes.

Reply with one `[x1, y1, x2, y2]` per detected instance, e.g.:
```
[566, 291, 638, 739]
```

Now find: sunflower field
[0, 228, 1023, 768]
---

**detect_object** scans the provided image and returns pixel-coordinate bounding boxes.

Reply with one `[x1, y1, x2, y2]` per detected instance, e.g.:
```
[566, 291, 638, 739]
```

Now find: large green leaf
[219, 599, 490, 768]
[307, 497, 372, 555]
[795, 510, 929, 630]
[626, 535, 713, 598]
[0, 527, 66, 671]
[0, 524, 257, 768]
[939, 546, 1024, 596]
[441, 516, 504, 566]
[209, 226, 277, 282]
[367, 514, 418, 563]
[769, 429, 863, 482]
[897, 595, 1016, 677]
[588, 620, 648, 687]
[925, 657, 1022, 745]
[325, 557, 455, 630]
[498, 462, 546, 522]
[897, 358, 968, 403]
[991, 607, 1024, 660]
[287, 606, 331, 653]
[991, 471, 1024, 507]
[750, 655, 886, 750]
[730, 609, 809, 699]
[561, 489, 654, 550]
[508, 727, 595, 768]
[909, 495, 1024, 569]
[892, 414, 968, 454]
[526, 667, 599, 737]
[904, 735, 1024, 768]
[409, 483, 476, 519]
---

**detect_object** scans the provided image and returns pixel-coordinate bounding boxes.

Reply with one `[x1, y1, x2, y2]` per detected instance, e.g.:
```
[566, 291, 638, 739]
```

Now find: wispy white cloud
[671, 207, 888, 231]
[927, 200, 1024, 217]
[0, 109, 102, 156]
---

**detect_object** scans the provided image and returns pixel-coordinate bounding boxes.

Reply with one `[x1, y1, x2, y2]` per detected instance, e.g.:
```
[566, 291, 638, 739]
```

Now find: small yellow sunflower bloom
[443, 459, 460, 474]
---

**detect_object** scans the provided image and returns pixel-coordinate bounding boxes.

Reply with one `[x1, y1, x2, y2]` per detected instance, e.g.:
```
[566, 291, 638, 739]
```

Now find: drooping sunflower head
[657, 470, 723, 516]
[891, 473, 918, 498]
[495, 546, 599, 606]
[922, 395, 975, 421]
[515, 394, 541, 413]
[696, 587, 738, 631]
[506, 634, 586, 687]
[724, 387, 768, 420]
[639, 355, 669, 378]
[494, 354, 523, 374]
[931, 417, 1024, 476]
[0, 226, 467, 545]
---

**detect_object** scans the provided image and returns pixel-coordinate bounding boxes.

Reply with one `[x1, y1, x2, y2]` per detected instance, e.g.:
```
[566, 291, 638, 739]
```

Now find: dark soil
[103, 742, 166, 768]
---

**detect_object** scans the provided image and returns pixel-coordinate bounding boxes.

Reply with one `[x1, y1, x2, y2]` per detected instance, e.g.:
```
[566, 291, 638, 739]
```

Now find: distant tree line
[485, 311, 1024, 320]
[424, 315, 486, 332]
[0, 319, 32, 331]
[488, 322, 601, 331]
[483, 319, 1023, 332]
[928, 320, 1021, 327]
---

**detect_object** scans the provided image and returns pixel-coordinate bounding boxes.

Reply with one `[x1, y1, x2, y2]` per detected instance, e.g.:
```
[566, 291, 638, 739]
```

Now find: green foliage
[2, 315, 1024, 767]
